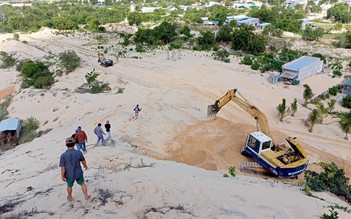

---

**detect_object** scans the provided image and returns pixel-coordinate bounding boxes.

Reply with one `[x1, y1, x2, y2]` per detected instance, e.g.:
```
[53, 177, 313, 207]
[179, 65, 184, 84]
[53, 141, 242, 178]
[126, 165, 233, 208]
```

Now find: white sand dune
[0, 29, 350, 218]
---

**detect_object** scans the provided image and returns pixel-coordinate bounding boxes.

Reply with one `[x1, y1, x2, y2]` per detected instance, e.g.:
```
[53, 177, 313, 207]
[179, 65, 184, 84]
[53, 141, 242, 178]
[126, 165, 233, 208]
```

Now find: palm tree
[277, 98, 289, 122]
[327, 99, 336, 113]
[317, 103, 328, 124]
[291, 98, 298, 117]
[308, 109, 320, 132]
[303, 84, 314, 107]
[338, 111, 351, 140]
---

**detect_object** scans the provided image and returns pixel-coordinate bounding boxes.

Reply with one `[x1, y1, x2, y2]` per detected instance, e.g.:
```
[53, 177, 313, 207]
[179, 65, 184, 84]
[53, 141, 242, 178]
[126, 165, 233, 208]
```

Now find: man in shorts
[59, 137, 88, 202]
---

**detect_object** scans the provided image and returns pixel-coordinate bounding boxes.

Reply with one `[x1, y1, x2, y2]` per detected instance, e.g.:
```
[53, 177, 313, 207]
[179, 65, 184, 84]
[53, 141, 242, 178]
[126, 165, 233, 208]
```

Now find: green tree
[85, 16, 100, 31]
[327, 99, 336, 113]
[51, 16, 77, 30]
[308, 109, 319, 132]
[208, 5, 228, 24]
[197, 31, 215, 50]
[327, 3, 351, 23]
[291, 98, 298, 117]
[180, 25, 192, 38]
[127, 12, 142, 26]
[216, 24, 233, 43]
[303, 84, 314, 107]
[152, 21, 177, 44]
[58, 50, 81, 73]
[302, 26, 324, 41]
[317, 103, 328, 124]
[0, 51, 17, 69]
[263, 25, 283, 37]
[338, 111, 351, 139]
[310, 5, 322, 13]
[342, 94, 351, 109]
[277, 99, 289, 122]
[231, 25, 267, 54]
[213, 49, 230, 62]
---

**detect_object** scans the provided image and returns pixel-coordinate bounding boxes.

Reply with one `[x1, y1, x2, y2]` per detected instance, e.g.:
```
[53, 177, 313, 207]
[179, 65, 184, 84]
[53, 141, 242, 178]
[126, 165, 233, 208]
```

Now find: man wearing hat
[59, 137, 88, 202]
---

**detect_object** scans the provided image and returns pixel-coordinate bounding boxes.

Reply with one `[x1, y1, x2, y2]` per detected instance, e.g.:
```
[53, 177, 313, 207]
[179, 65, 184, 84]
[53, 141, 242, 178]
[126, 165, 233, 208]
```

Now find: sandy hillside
[0, 28, 350, 218]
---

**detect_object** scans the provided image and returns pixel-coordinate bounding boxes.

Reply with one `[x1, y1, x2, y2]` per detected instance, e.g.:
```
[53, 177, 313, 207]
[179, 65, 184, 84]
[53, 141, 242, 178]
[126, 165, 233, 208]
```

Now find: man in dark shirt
[105, 120, 111, 140]
[59, 137, 88, 202]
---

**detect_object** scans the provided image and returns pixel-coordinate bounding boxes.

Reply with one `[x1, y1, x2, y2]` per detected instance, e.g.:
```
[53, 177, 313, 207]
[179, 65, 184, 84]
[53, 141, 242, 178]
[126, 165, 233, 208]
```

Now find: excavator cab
[244, 131, 272, 155]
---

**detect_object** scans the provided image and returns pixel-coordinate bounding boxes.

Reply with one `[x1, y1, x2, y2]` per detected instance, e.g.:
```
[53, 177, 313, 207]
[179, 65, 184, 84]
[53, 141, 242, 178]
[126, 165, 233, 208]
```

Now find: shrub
[85, 70, 99, 84]
[135, 45, 145, 53]
[23, 116, 40, 131]
[13, 33, 19, 41]
[342, 94, 351, 108]
[213, 49, 230, 62]
[240, 56, 253, 65]
[117, 87, 124, 94]
[58, 50, 81, 73]
[16, 59, 30, 72]
[21, 61, 47, 78]
[21, 60, 54, 89]
[251, 61, 260, 70]
[91, 83, 110, 94]
[170, 42, 181, 49]
[33, 75, 55, 89]
[312, 53, 326, 64]
[328, 86, 338, 96]
[332, 70, 342, 78]
[0, 51, 17, 69]
[0, 96, 11, 121]
[304, 162, 350, 201]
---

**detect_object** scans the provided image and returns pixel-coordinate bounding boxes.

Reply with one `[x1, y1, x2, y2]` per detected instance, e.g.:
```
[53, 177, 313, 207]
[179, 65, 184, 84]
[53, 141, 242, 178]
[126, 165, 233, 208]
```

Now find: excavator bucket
[207, 104, 217, 117]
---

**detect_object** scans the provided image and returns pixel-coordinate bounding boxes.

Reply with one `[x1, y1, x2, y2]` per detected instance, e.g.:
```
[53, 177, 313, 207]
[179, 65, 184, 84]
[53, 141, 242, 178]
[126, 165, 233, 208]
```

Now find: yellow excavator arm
[207, 89, 271, 137]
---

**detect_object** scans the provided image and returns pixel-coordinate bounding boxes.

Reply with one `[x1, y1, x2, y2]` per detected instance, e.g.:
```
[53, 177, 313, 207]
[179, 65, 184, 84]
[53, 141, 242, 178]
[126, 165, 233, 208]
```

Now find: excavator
[208, 89, 309, 178]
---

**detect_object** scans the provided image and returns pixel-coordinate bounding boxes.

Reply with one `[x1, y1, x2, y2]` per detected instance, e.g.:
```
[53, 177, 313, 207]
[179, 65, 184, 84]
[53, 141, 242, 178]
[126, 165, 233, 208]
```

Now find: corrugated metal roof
[0, 118, 20, 132]
[345, 79, 351, 86]
[238, 17, 259, 23]
[283, 56, 321, 72]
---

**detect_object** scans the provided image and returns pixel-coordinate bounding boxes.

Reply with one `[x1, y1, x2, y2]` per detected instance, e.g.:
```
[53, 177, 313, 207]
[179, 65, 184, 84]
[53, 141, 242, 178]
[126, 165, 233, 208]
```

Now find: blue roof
[0, 118, 20, 132]
[345, 79, 351, 86]
[283, 56, 321, 72]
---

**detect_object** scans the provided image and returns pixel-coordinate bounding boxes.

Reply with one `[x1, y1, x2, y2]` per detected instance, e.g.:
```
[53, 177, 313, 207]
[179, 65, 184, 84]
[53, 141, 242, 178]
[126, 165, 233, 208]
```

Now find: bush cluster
[19, 60, 54, 89]
[304, 162, 351, 202]
[342, 94, 351, 108]
[0, 51, 17, 69]
[239, 49, 307, 73]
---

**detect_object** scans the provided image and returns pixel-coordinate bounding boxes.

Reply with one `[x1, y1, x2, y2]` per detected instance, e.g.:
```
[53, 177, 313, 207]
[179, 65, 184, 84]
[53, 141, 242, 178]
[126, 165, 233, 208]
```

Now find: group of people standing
[71, 120, 112, 154]
[59, 104, 142, 203]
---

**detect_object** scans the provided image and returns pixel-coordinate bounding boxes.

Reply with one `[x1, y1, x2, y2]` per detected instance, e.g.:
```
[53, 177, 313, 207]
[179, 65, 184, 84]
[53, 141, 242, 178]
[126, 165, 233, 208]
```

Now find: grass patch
[0, 96, 12, 121]
[19, 116, 39, 144]
[0, 51, 17, 69]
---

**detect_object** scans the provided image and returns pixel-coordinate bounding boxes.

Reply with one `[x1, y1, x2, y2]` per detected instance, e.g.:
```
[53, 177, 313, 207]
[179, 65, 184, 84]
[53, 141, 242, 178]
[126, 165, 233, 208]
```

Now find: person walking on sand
[94, 123, 106, 146]
[105, 120, 111, 140]
[75, 126, 88, 153]
[59, 137, 88, 202]
[133, 104, 142, 119]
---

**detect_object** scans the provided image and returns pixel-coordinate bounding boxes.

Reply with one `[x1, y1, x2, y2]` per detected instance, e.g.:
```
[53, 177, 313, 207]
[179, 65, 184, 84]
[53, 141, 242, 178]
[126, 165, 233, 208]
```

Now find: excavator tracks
[240, 162, 272, 177]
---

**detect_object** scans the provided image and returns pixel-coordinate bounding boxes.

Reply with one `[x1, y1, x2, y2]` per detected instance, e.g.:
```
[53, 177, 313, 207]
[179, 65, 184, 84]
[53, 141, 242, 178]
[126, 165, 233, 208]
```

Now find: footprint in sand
[258, 205, 277, 217]
[229, 195, 247, 207]
[218, 209, 248, 219]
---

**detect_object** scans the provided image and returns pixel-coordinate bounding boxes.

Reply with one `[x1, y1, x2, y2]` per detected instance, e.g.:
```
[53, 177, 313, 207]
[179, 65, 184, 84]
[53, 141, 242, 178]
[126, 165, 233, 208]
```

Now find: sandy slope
[0, 29, 350, 218]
